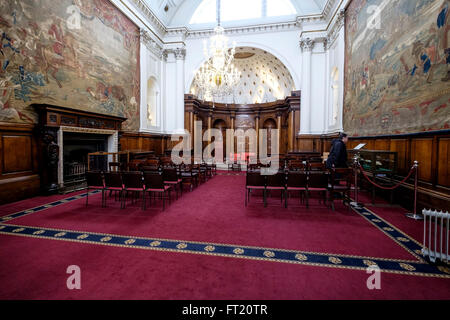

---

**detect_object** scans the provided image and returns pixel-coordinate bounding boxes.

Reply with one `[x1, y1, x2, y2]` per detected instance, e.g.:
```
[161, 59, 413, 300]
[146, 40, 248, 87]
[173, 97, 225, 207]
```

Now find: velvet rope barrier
[358, 163, 416, 191]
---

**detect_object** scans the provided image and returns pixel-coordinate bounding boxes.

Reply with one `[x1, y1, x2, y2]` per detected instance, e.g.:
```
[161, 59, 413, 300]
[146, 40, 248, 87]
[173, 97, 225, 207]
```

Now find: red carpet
[0, 174, 449, 299]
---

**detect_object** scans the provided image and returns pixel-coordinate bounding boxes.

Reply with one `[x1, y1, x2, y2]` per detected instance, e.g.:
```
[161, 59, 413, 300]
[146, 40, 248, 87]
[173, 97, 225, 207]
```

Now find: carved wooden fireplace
[33, 104, 127, 193]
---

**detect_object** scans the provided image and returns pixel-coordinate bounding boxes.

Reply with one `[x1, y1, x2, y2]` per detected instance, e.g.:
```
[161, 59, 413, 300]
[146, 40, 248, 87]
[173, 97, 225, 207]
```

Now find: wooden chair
[286, 171, 308, 208]
[143, 173, 172, 211]
[308, 171, 329, 207]
[289, 160, 307, 172]
[85, 171, 104, 207]
[163, 168, 183, 199]
[108, 162, 121, 172]
[103, 172, 124, 208]
[180, 164, 198, 191]
[245, 171, 266, 206]
[141, 165, 160, 173]
[122, 171, 145, 209]
[265, 171, 286, 207]
[328, 168, 353, 211]
[309, 162, 326, 171]
[192, 163, 207, 184]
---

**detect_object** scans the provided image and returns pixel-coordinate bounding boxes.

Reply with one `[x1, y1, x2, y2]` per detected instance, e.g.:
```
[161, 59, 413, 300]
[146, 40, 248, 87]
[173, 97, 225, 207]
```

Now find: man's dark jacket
[326, 138, 348, 168]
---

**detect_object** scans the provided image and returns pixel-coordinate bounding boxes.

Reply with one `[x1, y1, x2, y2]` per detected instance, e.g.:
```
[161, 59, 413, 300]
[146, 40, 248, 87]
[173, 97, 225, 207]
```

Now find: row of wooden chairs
[85, 170, 182, 210]
[245, 168, 353, 211]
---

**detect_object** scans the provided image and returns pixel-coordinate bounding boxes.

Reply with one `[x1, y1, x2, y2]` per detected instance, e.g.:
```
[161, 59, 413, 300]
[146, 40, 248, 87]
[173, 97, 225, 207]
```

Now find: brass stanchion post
[406, 161, 423, 220]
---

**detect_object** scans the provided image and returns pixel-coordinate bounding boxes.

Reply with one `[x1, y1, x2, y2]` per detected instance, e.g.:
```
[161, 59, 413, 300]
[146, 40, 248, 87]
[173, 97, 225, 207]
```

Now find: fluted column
[255, 114, 260, 155]
[276, 111, 282, 155]
[175, 48, 186, 134]
[207, 111, 212, 143]
[300, 38, 315, 134]
[288, 108, 295, 152]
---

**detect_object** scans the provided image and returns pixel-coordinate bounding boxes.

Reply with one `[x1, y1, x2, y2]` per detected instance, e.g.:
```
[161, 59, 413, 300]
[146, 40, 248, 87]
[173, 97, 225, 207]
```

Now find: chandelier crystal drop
[194, 1, 241, 103]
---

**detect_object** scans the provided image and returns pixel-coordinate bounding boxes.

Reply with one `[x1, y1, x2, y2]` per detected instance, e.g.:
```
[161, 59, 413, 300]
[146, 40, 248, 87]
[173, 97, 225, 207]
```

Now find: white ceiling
[145, 0, 329, 27]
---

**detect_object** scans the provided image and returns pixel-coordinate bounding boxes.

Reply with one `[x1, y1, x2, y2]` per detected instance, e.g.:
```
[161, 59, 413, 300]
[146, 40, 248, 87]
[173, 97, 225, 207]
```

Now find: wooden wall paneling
[437, 138, 450, 187]
[374, 139, 390, 151]
[0, 124, 40, 204]
[410, 138, 433, 183]
[390, 139, 408, 175]
[431, 135, 439, 187]
[2, 135, 33, 174]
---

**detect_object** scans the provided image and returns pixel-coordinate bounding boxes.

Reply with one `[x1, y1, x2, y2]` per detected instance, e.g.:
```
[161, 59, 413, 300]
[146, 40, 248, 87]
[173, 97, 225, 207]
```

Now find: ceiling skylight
[189, 0, 297, 25]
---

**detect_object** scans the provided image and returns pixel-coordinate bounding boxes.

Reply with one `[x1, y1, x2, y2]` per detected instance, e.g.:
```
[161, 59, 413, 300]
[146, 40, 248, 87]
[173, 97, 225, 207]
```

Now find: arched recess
[212, 119, 227, 159]
[330, 67, 339, 127]
[147, 76, 160, 128]
[187, 42, 300, 96]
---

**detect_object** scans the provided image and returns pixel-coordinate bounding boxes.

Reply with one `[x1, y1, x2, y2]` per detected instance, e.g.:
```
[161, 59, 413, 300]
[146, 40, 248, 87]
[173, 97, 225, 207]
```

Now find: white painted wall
[111, 0, 347, 137]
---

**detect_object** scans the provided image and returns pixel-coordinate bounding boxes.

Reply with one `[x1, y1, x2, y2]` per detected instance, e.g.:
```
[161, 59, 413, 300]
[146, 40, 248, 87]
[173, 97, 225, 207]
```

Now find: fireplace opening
[63, 132, 108, 192]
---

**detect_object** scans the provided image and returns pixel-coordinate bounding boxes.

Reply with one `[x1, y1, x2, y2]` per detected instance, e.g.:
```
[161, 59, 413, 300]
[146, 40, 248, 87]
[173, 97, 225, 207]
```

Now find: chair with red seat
[245, 171, 266, 206]
[143, 172, 172, 211]
[85, 171, 104, 207]
[163, 168, 183, 199]
[122, 171, 145, 209]
[328, 168, 353, 211]
[104, 172, 124, 208]
[286, 171, 308, 208]
[308, 171, 329, 207]
[265, 171, 286, 207]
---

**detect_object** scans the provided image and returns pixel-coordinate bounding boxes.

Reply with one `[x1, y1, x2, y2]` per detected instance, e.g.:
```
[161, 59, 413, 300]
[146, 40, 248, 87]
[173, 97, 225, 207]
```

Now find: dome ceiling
[190, 47, 296, 105]
[145, 0, 328, 27]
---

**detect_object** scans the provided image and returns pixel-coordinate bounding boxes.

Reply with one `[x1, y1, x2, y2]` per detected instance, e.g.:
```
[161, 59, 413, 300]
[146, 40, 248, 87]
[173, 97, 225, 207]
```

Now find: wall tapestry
[344, 0, 450, 136]
[0, 0, 140, 131]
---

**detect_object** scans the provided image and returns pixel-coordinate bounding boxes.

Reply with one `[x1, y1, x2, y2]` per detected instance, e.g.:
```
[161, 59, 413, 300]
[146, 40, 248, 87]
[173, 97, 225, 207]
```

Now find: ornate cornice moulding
[140, 29, 164, 59]
[131, 0, 167, 36]
[325, 9, 345, 49]
[129, 0, 340, 40]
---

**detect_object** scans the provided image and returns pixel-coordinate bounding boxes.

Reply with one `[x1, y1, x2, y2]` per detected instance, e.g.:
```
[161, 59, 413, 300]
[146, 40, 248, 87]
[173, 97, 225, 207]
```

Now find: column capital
[174, 48, 186, 60]
[300, 37, 315, 51]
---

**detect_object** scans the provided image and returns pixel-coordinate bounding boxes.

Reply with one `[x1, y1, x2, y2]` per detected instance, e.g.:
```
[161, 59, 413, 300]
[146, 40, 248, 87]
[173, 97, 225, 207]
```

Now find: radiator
[422, 209, 449, 264]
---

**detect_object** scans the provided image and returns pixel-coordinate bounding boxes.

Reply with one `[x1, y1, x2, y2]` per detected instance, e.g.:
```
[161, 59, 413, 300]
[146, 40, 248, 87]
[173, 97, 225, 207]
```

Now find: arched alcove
[330, 67, 339, 127]
[189, 46, 298, 103]
[147, 77, 160, 128]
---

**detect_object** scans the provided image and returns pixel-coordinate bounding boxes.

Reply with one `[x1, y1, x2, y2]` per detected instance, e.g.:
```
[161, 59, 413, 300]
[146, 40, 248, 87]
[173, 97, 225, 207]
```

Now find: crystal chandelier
[194, 0, 241, 103]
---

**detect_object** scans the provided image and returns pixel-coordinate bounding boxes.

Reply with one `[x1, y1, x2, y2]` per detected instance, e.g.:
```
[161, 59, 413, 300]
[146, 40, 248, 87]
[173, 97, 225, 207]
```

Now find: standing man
[326, 133, 349, 168]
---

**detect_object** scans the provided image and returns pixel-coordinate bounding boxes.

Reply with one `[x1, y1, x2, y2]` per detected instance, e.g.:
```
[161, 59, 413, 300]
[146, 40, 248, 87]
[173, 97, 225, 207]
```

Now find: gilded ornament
[263, 251, 275, 258]
[150, 241, 161, 247]
[12, 228, 25, 233]
[125, 239, 136, 245]
[77, 234, 89, 240]
[295, 253, 308, 261]
[177, 243, 188, 249]
[363, 260, 378, 267]
[204, 246, 215, 252]
[100, 236, 112, 242]
[233, 248, 244, 255]
[33, 230, 45, 235]
[399, 263, 416, 271]
[329, 257, 342, 264]
[54, 232, 66, 238]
